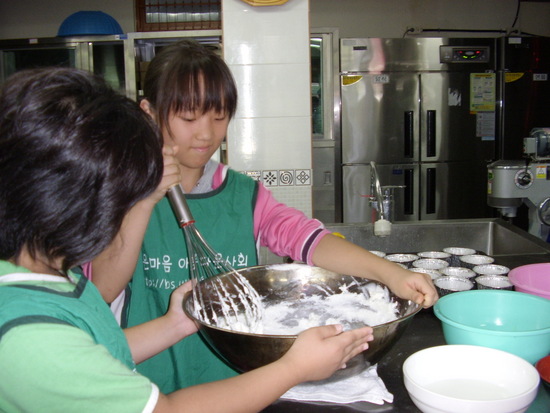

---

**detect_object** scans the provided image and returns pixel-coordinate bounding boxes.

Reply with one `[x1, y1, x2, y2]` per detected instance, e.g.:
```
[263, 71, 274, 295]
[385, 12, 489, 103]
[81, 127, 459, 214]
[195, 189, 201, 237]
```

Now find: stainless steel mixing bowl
[183, 263, 421, 381]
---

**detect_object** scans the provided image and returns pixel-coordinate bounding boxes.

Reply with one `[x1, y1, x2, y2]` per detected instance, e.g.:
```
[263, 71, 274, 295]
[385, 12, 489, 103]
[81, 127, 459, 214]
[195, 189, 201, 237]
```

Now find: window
[135, 0, 221, 32]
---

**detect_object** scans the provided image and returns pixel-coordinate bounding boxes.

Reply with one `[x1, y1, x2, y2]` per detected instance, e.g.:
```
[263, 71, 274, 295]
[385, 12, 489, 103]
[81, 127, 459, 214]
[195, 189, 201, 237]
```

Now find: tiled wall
[222, 0, 313, 217]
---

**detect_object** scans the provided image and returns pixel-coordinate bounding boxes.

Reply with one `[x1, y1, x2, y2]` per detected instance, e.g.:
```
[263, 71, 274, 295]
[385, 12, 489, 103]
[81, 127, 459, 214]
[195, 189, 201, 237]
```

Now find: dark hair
[0, 68, 164, 272]
[143, 39, 238, 133]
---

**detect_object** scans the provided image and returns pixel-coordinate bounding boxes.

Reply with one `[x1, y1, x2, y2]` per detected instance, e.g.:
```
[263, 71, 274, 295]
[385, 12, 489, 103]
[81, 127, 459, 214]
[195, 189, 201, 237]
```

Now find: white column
[222, 0, 313, 217]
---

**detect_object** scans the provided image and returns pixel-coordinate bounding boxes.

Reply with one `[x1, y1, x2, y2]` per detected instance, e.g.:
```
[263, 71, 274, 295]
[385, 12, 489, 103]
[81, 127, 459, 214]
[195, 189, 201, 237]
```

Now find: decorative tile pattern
[241, 172, 313, 217]
[262, 170, 278, 186]
[241, 169, 311, 187]
[242, 170, 261, 181]
[295, 169, 311, 185]
[278, 170, 294, 186]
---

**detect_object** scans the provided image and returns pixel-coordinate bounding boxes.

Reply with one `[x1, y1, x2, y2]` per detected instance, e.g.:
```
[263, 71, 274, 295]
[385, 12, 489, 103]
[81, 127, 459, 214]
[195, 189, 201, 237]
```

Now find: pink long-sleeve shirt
[212, 162, 330, 265]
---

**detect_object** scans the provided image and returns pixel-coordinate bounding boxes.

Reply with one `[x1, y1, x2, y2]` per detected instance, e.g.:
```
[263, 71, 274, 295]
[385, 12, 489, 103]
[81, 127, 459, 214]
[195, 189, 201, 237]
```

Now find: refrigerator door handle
[426, 110, 436, 157]
[404, 111, 414, 158]
[404, 168, 414, 215]
[426, 167, 436, 214]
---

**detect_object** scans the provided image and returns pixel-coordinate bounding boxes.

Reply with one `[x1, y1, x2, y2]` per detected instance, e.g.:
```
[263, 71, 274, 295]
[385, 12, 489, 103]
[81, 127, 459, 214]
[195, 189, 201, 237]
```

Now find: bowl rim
[434, 290, 550, 335]
[509, 262, 550, 273]
[182, 275, 422, 338]
[509, 263, 550, 295]
[403, 344, 540, 405]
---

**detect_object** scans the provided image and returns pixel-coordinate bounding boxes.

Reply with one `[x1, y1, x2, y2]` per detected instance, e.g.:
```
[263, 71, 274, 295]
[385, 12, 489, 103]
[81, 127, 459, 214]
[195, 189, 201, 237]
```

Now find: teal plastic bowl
[434, 290, 550, 364]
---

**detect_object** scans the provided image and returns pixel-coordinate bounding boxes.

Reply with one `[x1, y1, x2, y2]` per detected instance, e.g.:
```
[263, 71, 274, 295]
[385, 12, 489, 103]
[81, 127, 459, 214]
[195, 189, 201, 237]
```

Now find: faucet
[369, 161, 393, 237]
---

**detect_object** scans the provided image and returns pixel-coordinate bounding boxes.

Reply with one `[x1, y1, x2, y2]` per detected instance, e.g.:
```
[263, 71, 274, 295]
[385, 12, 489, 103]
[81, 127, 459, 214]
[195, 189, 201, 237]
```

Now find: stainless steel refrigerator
[341, 38, 497, 223]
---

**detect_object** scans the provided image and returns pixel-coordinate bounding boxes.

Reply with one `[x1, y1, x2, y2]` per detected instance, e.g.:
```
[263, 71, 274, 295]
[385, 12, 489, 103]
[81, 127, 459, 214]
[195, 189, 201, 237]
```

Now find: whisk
[166, 184, 263, 331]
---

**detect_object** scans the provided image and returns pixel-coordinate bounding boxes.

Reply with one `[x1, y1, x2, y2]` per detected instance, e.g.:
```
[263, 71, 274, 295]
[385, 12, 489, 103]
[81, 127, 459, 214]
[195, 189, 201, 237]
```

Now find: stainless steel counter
[262, 219, 550, 412]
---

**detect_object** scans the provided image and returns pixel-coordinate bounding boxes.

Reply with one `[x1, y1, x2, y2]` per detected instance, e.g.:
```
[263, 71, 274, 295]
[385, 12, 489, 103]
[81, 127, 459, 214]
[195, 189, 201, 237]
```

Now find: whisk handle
[167, 184, 195, 227]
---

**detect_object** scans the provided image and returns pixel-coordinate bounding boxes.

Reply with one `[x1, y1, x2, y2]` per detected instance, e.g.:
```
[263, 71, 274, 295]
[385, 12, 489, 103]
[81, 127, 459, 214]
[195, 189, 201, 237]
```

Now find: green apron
[0, 262, 134, 370]
[125, 169, 258, 393]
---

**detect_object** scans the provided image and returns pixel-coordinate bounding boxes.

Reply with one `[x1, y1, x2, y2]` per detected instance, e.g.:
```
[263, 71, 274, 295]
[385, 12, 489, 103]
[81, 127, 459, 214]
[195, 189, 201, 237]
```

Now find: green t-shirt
[0, 262, 157, 412]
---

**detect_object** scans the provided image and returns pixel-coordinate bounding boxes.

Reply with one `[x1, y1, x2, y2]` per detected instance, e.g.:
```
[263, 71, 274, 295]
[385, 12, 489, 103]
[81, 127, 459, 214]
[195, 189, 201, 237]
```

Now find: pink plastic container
[508, 263, 550, 300]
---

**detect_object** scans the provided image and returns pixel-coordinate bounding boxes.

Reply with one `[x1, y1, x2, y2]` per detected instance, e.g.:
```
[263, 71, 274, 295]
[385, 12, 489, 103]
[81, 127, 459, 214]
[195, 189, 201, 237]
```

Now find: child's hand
[280, 325, 373, 383]
[166, 281, 199, 338]
[148, 145, 182, 205]
[386, 270, 438, 308]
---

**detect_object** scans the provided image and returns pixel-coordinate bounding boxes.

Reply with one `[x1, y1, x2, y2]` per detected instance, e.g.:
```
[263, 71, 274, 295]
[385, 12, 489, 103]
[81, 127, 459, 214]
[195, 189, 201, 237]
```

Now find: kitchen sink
[258, 218, 550, 270]
[324, 218, 550, 269]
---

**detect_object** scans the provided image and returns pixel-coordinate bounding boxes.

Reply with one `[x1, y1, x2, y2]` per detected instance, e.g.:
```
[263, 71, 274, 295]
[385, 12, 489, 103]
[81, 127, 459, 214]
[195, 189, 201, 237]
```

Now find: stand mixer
[488, 128, 550, 241]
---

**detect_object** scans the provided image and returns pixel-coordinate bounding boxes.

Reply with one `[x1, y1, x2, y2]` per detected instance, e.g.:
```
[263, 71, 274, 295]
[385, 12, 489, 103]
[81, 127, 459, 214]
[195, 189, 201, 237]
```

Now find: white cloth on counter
[281, 364, 393, 405]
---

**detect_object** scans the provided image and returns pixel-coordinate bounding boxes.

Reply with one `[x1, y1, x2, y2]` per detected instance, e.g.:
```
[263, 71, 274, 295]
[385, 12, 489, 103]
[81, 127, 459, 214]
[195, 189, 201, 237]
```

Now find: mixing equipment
[488, 128, 550, 241]
[183, 264, 421, 380]
[166, 184, 263, 329]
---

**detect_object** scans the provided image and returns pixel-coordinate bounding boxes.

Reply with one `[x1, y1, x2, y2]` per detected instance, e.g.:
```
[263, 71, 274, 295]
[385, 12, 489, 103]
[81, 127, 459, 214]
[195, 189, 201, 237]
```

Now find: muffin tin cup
[443, 247, 477, 267]
[439, 266, 476, 279]
[381, 250, 509, 293]
[385, 253, 419, 269]
[475, 275, 514, 290]
[369, 250, 387, 258]
[473, 264, 510, 276]
[459, 254, 494, 270]
[411, 268, 442, 281]
[434, 275, 475, 296]
[412, 258, 450, 272]
[417, 251, 452, 265]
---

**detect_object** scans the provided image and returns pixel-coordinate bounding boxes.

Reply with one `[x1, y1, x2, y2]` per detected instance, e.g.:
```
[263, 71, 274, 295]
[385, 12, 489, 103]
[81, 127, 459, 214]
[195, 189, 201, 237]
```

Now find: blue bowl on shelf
[58, 11, 123, 36]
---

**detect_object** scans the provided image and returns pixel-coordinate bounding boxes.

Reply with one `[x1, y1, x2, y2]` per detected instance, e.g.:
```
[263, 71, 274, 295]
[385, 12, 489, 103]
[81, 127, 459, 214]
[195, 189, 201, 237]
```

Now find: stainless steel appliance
[123, 30, 221, 100]
[0, 35, 126, 93]
[310, 29, 341, 224]
[341, 38, 497, 223]
[488, 128, 550, 241]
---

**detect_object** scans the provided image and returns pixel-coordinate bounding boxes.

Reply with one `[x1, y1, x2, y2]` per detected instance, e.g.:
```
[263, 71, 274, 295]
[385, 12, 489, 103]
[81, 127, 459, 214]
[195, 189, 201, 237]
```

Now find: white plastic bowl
[403, 345, 540, 413]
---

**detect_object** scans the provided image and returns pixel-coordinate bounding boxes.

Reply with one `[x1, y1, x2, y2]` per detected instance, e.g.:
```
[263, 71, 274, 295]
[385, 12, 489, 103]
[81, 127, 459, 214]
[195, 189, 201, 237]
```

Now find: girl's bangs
[171, 69, 232, 115]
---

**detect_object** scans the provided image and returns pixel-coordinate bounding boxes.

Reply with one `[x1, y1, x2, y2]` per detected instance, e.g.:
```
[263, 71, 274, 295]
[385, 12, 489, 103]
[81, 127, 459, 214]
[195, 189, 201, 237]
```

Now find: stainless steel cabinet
[123, 30, 222, 101]
[341, 38, 497, 223]
[0, 35, 126, 93]
[311, 29, 341, 223]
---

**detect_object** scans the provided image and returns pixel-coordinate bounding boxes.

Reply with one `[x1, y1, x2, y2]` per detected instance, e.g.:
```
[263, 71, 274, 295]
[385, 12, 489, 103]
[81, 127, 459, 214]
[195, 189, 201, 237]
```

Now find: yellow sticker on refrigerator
[505, 72, 525, 83]
[470, 73, 496, 112]
[342, 75, 363, 86]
